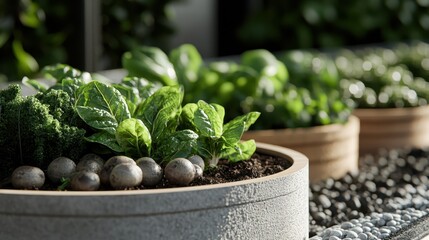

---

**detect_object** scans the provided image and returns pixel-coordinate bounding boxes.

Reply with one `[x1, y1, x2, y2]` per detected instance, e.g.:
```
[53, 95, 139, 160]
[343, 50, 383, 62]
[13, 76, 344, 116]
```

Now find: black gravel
[309, 147, 429, 239]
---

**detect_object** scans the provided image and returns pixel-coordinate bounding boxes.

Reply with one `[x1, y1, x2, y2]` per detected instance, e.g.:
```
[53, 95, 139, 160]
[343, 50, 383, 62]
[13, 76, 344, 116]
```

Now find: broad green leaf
[195, 138, 213, 161]
[221, 140, 256, 163]
[211, 103, 225, 123]
[22, 76, 48, 92]
[225, 111, 261, 132]
[169, 44, 202, 87]
[85, 131, 123, 153]
[152, 104, 181, 142]
[12, 40, 39, 75]
[275, 60, 289, 84]
[221, 121, 245, 147]
[241, 50, 288, 94]
[153, 129, 198, 163]
[48, 77, 86, 102]
[75, 106, 119, 134]
[194, 100, 223, 139]
[113, 84, 140, 115]
[135, 86, 183, 141]
[90, 73, 113, 84]
[0, 32, 10, 48]
[243, 111, 261, 130]
[42, 64, 89, 83]
[121, 77, 162, 99]
[76, 81, 131, 135]
[257, 76, 276, 97]
[122, 46, 177, 86]
[180, 103, 198, 130]
[241, 49, 279, 78]
[116, 118, 151, 158]
[221, 111, 260, 147]
[208, 61, 240, 74]
[319, 58, 339, 88]
[229, 66, 261, 97]
[19, 2, 42, 28]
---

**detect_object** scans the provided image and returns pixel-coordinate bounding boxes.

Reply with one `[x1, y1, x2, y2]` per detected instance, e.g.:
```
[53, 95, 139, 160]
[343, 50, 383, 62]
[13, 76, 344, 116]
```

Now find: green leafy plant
[180, 100, 260, 167]
[101, 0, 180, 69]
[74, 80, 260, 166]
[0, 64, 121, 180]
[0, 84, 87, 180]
[337, 41, 429, 108]
[122, 46, 178, 86]
[0, 0, 73, 82]
[122, 44, 353, 130]
[0, 0, 179, 82]
[23, 63, 92, 97]
[0, 62, 260, 185]
[273, 49, 352, 127]
[221, 0, 429, 55]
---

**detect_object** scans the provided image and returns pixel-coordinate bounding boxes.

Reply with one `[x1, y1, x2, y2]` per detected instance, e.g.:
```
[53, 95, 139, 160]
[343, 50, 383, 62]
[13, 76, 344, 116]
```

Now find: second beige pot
[354, 106, 429, 154]
[242, 116, 360, 183]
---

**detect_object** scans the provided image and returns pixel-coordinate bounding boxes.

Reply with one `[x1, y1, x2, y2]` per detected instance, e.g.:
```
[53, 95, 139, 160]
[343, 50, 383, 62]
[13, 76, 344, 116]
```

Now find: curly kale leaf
[0, 85, 86, 180]
[35, 89, 86, 128]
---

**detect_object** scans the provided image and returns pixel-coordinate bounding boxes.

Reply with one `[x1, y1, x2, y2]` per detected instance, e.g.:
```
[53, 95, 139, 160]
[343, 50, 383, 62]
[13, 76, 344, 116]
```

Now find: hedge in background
[0, 0, 71, 83]
[101, 0, 179, 69]
[0, 0, 179, 82]
[226, 0, 429, 54]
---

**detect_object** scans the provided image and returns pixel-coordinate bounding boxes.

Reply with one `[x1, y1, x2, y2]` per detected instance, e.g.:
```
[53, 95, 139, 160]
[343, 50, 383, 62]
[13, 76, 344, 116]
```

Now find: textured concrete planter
[0, 142, 309, 240]
[355, 106, 429, 154]
[243, 116, 360, 183]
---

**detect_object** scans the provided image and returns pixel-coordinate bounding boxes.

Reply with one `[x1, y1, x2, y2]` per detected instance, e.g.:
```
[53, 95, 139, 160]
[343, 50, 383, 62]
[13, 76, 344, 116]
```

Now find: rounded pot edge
[354, 105, 429, 119]
[0, 142, 309, 217]
[243, 115, 360, 145]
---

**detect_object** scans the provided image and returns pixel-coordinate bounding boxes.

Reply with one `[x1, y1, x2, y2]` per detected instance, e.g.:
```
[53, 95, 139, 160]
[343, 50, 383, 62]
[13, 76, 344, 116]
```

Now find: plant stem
[208, 155, 220, 168]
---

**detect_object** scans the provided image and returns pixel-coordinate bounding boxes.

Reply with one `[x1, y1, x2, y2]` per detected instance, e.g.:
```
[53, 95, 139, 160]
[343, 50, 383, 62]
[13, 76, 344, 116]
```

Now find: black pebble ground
[310, 147, 429, 239]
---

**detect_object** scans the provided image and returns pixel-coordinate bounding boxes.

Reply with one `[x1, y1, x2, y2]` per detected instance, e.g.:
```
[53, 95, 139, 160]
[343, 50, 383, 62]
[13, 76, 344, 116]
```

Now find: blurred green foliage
[0, 0, 179, 83]
[122, 44, 353, 129]
[0, 0, 71, 83]
[338, 41, 429, 108]
[237, 0, 429, 51]
[101, 0, 179, 69]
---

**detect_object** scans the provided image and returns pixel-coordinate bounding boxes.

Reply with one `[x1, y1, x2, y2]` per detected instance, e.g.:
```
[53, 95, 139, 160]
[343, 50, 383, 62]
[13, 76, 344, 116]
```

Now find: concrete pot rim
[0, 142, 308, 216]
[0, 142, 306, 197]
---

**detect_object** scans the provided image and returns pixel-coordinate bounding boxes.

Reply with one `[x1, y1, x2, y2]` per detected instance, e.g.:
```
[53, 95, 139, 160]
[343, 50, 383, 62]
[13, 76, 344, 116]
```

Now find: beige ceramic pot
[0, 143, 309, 240]
[354, 106, 429, 154]
[242, 116, 360, 183]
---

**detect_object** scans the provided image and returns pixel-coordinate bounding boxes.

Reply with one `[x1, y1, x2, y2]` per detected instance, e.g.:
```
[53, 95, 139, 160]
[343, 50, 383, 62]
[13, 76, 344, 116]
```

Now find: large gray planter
[0, 142, 309, 240]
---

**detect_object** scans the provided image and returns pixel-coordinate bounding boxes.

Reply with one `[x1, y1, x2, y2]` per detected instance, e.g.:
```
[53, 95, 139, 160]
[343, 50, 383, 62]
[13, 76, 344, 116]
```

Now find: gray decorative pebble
[310, 208, 429, 239]
[330, 229, 342, 237]
[345, 230, 358, 238]
[383, 213, 393, 221]
[357, 232, 367, 240]
[386, 220, 396, 226]
[341, 222, 353, 229]
[310, 147, 429, 239]
[351, 226, 363, 234]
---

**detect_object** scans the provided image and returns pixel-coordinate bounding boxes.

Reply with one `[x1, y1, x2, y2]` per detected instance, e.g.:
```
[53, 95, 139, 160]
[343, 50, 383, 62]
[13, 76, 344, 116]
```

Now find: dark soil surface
[105, 152, 291, 190]
[155, 152, 292, 189]
[1, 152, 292, 191]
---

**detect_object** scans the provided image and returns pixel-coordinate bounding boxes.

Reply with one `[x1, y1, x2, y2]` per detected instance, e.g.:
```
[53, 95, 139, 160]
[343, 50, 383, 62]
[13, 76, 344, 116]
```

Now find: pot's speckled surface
[0, 143, 309, 240]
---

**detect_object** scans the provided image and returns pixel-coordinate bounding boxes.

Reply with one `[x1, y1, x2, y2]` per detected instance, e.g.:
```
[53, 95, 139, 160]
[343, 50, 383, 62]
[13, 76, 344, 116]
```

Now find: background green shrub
[0, 0, 179, 83]
[218, 0, 429, 55]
